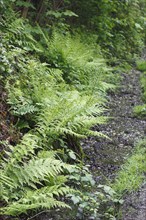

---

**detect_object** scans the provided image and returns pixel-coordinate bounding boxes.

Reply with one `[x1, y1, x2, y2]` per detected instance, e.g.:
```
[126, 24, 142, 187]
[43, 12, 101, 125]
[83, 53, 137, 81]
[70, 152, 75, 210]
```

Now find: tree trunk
[35, 0, 45, 23]
[21, 0, 31, 18]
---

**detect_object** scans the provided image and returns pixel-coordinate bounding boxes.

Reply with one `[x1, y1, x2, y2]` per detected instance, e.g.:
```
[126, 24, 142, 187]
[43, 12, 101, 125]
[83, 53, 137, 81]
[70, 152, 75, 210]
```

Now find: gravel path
[121, 183, 146, 220]
[83, 68, 146, 219]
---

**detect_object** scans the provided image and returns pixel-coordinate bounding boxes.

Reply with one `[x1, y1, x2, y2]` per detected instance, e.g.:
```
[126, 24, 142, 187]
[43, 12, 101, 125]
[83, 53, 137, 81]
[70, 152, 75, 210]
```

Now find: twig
[27, 210, 51, 220]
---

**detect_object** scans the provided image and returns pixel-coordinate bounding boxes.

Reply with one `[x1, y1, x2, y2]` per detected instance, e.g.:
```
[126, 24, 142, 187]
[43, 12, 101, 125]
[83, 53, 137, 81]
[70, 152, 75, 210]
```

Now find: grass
[112, 139, 146, 195]
[141, 72, 146, 102]
[133, 104, 146, 119]
[133, 61, 146, 118]
[136, 60, 146, 72]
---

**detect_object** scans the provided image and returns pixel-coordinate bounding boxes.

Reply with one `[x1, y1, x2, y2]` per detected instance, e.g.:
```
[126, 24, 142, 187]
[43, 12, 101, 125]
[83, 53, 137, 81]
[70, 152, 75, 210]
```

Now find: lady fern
[0, 133, 76, 216]
[36, 90, 107, 140]
[37, 28, 115, 93]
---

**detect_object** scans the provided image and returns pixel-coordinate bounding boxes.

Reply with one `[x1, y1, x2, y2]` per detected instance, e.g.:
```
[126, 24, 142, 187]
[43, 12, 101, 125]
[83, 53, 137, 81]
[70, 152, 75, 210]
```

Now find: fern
[2, 198, 70, 216]
[37, 28, 115, 94]
[1, 17, 113, 217]
[2, 140, 74, 192]
[36, 90, 107, 141]
[0, 133, 76, 216]
[1, 173, 74, 215]
[3, 134, 40, 165]
[3, 22, 111, 145]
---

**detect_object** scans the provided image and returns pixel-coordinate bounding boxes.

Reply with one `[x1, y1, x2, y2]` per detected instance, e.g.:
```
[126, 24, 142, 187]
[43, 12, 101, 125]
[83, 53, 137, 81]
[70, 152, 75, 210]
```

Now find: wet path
[121, 182, 146, 220]
[83, 69, 146, 219]
[83, 69, 146, 181]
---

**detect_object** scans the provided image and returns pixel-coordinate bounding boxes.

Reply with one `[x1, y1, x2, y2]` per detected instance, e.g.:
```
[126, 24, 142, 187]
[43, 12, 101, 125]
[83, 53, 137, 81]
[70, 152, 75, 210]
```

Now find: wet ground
[121, 182, 146, 220]
[82, 68, 146, 219]
[83, 69, 146, 182]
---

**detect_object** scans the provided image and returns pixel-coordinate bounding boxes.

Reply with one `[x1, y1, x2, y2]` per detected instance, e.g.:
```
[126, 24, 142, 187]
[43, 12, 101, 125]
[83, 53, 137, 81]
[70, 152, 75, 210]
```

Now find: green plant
[36, 28, 116, 93]
[1, 6, 130, 219]
[2, 34, 108, 153]
[0, 133, 76, 216]
[133, 62, 146, 118]
[140, 72, 146, 101]
[69, 184, 123, 219]
[133, 104, 146, 119]
[136, 60, 146, 72]
[1, 15, 111, 218]
[63, 0, 145, 64]
[112, 139, 146, 195]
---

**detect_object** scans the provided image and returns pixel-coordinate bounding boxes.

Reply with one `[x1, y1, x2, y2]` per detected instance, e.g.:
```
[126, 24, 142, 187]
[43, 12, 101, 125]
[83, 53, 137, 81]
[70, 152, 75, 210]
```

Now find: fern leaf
[1, 198, 70, 216]
[3, 134, 41, 166]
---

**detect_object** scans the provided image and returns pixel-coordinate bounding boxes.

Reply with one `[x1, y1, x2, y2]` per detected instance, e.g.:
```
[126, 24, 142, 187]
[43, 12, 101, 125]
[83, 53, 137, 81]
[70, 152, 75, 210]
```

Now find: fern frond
[0, 172, 15, 188]
[3, 134, 41, 166]
[1, 197, 70, 216]
[26, 185, 75, 198]
[72, 116, 107, 131]
[49, 127, 86, 138]
[84, 130, 108, 139]
[2, 155, 74, 191]
[1, 135, 76, 215]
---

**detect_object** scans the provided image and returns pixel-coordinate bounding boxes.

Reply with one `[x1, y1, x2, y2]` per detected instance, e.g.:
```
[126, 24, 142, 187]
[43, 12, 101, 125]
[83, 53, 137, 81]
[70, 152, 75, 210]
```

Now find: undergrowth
[0, 12, 118, 219]
[0, 134, 75, 216]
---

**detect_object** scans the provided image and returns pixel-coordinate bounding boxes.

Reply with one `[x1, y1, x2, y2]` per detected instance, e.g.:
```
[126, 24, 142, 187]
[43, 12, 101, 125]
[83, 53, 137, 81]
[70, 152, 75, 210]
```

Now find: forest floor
[83, 68, 146, 219]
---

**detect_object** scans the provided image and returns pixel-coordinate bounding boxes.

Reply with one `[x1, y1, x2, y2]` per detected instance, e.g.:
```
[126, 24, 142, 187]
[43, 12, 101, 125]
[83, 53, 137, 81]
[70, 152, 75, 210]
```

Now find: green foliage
[133, 104, 146, 119]
[1, 0, 145, 62]
[112, 139, 146, 195]
[1, 1, 145, 218]
[0, 12, 113, 218]
[136, 60, 146, 72]
[35, 28, 115, 94]
[134, 63, 146, 118]
[68, 0, 145, 63]
[5, 56, 108, 143]
[0, 134, 75, 216]
[2, 19, 110, 147]
[141, 72, 146, 102]
[68, 166, 123, 219]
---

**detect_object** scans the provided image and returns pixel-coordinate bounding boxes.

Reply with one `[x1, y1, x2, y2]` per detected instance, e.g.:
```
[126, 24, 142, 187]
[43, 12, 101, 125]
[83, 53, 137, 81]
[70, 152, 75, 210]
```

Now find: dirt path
[121, 182, 146, 220]
[83, 68, 146, 219]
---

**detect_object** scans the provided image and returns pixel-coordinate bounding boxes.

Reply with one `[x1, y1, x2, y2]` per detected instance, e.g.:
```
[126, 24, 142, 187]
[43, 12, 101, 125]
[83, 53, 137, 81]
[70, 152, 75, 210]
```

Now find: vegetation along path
[83, 67, 146, 219]
[1, 2, 146, 219]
